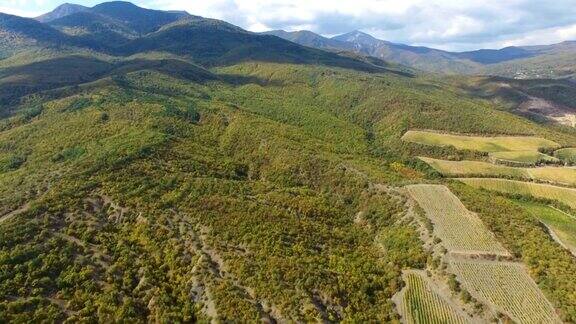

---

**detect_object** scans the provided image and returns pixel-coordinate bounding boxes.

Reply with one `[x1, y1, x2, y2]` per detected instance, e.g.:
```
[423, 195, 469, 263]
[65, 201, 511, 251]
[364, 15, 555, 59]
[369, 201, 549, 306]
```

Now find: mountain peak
[35, 3, 89, 22]
[332, 30, 377, 42]
[92, 1, 141, 10]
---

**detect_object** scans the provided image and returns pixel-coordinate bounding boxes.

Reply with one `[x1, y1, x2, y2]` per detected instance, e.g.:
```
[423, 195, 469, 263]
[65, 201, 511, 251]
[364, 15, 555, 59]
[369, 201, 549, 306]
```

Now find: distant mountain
[269, 29, 576, 78]
[120, 18, 394, 71]
[455, 47, 535, 64]
[262, 30, 354, 52]
[90, 1, 190, 34]
[35, 3, 89, 23]
[0, 12, 71, 57]
[1, 2, 403, 97]
[48, 11, 138, 48]
[36, 1, 191, 36]
[269, 30, 477, 74]
[332, 30, 392, 52]
[25, 2, 393, 72]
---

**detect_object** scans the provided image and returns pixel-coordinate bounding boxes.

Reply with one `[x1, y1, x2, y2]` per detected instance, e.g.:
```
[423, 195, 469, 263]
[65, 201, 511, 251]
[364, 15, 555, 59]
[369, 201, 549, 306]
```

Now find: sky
[2, 0, 576, 51]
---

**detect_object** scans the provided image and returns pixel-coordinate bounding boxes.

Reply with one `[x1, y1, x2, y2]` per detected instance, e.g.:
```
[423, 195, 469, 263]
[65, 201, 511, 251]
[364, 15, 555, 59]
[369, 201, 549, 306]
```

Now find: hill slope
[1, 2, 576, 323]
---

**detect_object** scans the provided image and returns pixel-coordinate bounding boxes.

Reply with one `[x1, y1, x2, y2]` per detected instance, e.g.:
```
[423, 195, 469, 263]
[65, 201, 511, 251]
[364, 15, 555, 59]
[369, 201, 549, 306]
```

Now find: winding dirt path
[0, 203, 31, 225]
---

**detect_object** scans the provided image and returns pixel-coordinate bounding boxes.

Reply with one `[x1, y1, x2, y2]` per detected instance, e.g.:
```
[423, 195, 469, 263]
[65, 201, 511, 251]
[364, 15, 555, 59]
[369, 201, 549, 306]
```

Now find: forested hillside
[1, 2, 576, 322]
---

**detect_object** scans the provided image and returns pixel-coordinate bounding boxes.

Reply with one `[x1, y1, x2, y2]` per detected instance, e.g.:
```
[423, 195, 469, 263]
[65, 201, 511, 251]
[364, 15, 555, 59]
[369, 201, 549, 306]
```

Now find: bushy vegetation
[1, 49, 576, 321]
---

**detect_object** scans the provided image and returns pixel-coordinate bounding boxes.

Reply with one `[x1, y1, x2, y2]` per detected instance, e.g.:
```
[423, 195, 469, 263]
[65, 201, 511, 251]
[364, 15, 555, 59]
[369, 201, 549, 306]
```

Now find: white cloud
[3, 0, 576, 51]
[140, 0, 576, 50]
[0, 5, 42, 17]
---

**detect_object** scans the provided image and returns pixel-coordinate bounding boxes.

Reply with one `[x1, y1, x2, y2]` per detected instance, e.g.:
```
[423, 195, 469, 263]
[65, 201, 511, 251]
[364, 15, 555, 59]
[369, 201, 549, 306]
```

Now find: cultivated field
[488, 150, 558, 165]
[554, 148, 576, 164]
[399, 271, 468, 324]
[406, 184, 509, 255]
[420, 157, 525, 178]
[528, 166, 576, 186]
[458, 178, 576, 209]
[450, 259, 560, 324]
[421, 157, 576, 186]
[516, 201, 576, 255]
[402, 130, 560, 152]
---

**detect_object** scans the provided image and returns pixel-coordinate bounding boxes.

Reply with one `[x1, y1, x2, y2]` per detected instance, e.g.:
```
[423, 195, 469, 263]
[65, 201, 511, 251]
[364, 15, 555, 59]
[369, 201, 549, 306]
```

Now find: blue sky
[2, 0, 576, 51]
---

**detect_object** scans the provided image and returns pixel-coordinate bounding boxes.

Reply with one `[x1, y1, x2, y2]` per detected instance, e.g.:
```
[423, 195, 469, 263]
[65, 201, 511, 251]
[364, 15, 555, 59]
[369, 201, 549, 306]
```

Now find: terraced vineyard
[399, 271, 468, 324]
[402, 130, 560, 152]
[489, 150, 559, 165]
[420, 157, 525, 178]
[422, 157, 576, 186]
[406, 184, 509, 255]
[459, 178, 576, 209]
[529, 167, 576, 186]
[450, 259, 560, 323]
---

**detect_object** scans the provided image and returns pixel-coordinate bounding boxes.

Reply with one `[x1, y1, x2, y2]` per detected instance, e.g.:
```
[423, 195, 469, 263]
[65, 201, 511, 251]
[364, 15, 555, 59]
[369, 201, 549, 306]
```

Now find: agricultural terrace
[419, 157, 525, 178]
[450, 259, 560, 324]
[554, 148, 576, 164]
[458, 178, 576, 209]
[528, 167, 576, 187]
[406, 184, 509, 255]
[515, 201, 576, 255]
[488, 150, 558, 165]
[400, 271, 468, 324]
[421, 157, 576, 187]
[402, 130, 560, 152]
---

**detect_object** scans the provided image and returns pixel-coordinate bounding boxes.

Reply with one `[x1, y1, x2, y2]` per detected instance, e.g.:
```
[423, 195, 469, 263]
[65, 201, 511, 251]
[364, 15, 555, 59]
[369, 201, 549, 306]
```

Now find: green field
[421, 157, 576, 186]
[420, 157, 525, 178]
[489, 150, 558, 165]
[450, 259, 560, 324]
[458, 178, 576, 209]
[406, 184, 509, 255]
[515, 201, 576, 255]
[554, 148, 576, 164]
[400, 271, 468, 324]
[402, 130, 560, 152]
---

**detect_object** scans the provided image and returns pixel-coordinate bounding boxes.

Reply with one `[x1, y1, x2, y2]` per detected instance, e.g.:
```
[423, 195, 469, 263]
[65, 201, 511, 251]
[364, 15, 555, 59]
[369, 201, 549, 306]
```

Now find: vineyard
[419, 157, 525, 178]
[450, 259, 560, 324]
[528, 167, 576, 187]
[399, 271, 468, 324]
[458, 178, 576, 209]
[422, 157, 576, 187]
[402, 130, 560, 152]
[406, 184, 509, 255]
[488, 150, 558, 165]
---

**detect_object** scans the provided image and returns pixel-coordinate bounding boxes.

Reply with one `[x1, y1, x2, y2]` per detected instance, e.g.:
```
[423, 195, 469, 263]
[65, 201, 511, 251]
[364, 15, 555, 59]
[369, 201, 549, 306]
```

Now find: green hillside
[1, 2, 576, 322]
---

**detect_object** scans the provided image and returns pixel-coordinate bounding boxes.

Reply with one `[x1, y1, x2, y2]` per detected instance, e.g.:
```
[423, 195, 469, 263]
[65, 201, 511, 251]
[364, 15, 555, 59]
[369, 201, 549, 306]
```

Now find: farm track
[0, 202, 31, 225]
[541, 222, 576, 256]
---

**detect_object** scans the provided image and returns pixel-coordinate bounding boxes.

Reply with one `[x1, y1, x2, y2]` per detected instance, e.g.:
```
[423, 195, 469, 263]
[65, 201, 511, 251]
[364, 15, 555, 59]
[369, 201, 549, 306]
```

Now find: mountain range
[264, 29, 576, 78]
[4, 1, 575, 79]
[1, 2, 576, 323]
